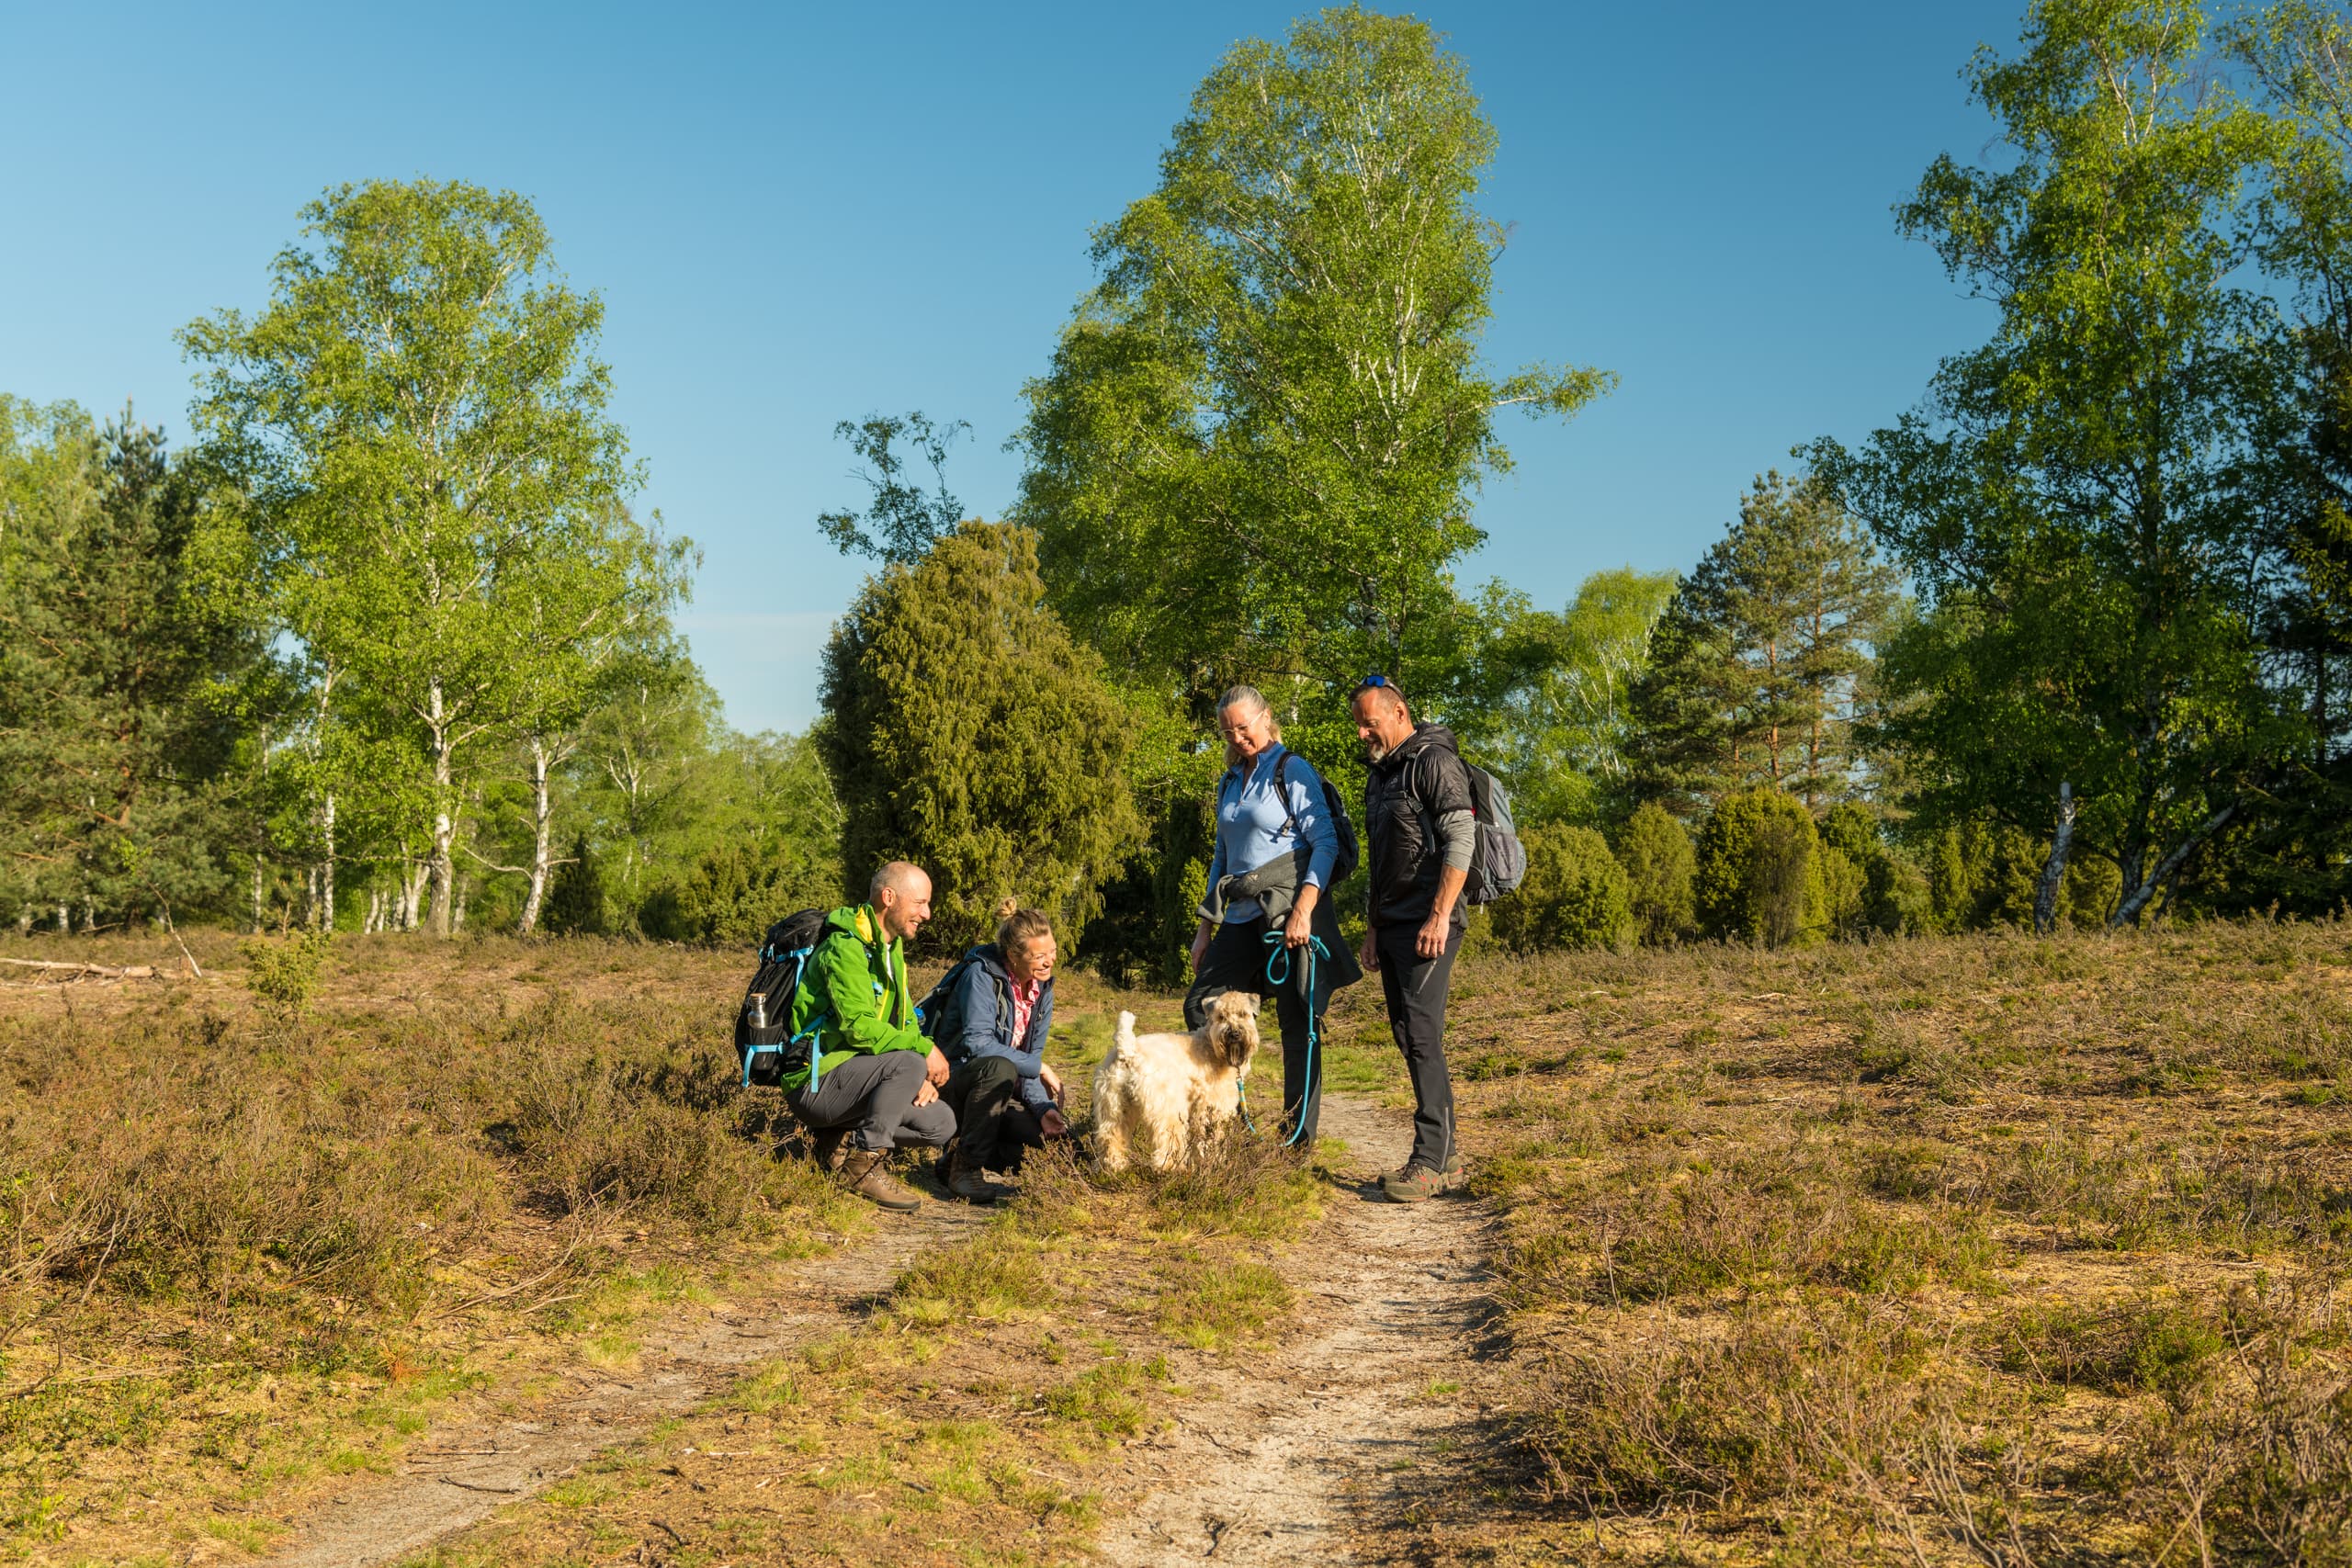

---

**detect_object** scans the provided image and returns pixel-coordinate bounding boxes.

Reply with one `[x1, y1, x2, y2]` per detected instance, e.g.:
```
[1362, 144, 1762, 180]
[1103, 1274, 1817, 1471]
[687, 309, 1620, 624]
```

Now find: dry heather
[0, 930, 875, 1561]
[1413, 917, 2352, 1566]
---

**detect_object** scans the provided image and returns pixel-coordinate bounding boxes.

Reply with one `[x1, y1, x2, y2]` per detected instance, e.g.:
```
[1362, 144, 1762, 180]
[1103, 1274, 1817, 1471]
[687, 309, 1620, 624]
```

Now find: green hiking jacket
[782, 904, 926, 1092]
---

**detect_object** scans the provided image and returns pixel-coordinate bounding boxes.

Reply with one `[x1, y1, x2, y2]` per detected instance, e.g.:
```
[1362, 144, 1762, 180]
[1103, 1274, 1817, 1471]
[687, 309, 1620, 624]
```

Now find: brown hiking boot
[837, 1148, 922, 1212]
[809, 1127, 848, 1173]
[946, 1148, 1012, 1206]
[1380, 1162, 1447, 1204]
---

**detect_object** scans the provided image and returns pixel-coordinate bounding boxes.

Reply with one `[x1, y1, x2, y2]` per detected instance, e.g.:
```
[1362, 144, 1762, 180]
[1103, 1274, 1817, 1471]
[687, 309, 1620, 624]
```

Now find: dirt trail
[1100, 1093, 1492, 1566]
[273, 1193, 990, 1568]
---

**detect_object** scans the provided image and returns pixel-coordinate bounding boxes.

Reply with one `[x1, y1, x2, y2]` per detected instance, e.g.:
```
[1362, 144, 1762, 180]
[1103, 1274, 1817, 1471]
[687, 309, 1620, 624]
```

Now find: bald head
[869, 862, 933, 942]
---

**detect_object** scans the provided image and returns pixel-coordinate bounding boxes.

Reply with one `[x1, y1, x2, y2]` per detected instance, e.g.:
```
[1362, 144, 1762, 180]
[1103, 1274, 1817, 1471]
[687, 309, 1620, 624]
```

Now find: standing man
[783, 861, 956, 1212]
[1351, 676, 1472, 1202]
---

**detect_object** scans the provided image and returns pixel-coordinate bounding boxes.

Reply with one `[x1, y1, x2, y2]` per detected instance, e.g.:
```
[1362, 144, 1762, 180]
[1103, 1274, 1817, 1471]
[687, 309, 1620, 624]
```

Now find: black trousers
[785, 1050, 956, 1153]
[1185, 915, 1329, 1145]
[943, 1055, 1047, 1172]
[1374, 920, 1462, 1171]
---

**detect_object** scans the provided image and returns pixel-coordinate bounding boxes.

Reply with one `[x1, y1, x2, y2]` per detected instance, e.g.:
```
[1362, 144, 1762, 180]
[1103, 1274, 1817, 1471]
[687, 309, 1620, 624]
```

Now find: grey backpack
[1463, 764, 1525, 906]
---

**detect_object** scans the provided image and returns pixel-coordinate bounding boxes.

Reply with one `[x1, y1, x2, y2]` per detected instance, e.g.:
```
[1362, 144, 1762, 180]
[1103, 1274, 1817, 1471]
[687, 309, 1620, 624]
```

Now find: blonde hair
[1218, 684, 1282, 772]
[994, 897, 1055, 965]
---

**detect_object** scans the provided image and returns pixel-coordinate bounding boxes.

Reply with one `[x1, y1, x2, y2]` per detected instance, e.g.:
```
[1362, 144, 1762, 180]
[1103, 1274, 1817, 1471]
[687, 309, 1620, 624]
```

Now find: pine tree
[1626, 472, 1897, 817]
[818, 522, 1143, 953]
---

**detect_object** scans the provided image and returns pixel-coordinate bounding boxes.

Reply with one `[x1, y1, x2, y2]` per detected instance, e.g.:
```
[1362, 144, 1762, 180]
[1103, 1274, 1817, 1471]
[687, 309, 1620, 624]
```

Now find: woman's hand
[1190, 919, 1215, 975]
[1039, 1108, 1068, 1139]
[1283, 885, 1319, 949]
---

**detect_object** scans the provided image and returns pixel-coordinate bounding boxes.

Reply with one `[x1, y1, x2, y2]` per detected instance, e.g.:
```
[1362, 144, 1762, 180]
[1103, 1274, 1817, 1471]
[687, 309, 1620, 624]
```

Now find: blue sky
[4, 1, 2019, 733]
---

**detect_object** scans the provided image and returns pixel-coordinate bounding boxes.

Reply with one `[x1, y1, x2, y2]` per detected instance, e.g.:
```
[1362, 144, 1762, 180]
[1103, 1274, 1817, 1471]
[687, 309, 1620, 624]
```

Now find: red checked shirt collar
[1008, 973, 1042, 1045]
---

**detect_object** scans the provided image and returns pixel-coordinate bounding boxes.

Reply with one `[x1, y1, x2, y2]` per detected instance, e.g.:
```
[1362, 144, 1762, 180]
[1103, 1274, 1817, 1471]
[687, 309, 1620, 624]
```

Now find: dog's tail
[1114, 1010, 1136, 1051]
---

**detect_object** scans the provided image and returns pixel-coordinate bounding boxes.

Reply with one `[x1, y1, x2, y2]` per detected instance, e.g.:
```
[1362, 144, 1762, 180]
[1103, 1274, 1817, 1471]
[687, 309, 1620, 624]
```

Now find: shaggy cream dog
[1091, 991, 1261, 1172]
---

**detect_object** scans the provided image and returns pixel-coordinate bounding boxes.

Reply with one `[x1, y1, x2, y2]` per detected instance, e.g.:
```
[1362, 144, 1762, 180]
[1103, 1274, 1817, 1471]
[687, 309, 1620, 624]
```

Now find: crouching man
[932, 900, 1069, 1203]
[783, 862, 956, 1211]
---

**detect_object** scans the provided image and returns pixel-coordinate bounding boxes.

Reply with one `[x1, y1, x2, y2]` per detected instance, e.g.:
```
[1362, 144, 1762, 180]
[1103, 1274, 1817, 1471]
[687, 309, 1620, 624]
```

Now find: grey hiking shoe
[1381, 1162, 1446, 1203]
[838, 1149, 922, 1212]
[1381, 1153, 1466, 1204]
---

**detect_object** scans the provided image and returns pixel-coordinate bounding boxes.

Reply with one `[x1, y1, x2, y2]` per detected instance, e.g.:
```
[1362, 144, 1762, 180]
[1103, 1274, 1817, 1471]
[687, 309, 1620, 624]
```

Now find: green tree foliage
[1693, 789, 1827, 948]
[1489, 823, 1633, 953]
[1818, 802, 1931, 937]
[0, 400, 262, 931]
[818, 522, 1142, 953]
[816, 412, 971, 566]
[1627, 472, 1897, 818]
[185, 179, 676, 936]
[1011, 6, 1610, 709]
[1615, 801, 1697, 947]
[541, 833, 607, 936]
[1492, 569, 1677, 825]
[1814, 0, 2296, 930]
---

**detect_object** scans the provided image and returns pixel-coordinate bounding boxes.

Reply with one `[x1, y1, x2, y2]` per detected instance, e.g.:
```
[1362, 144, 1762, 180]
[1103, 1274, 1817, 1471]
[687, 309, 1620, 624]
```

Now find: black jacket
[1363, 723, 1475, 931]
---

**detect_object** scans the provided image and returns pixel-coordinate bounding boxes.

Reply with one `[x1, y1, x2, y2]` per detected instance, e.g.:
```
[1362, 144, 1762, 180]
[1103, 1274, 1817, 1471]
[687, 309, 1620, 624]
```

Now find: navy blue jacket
[948, 943, 1055, 1109]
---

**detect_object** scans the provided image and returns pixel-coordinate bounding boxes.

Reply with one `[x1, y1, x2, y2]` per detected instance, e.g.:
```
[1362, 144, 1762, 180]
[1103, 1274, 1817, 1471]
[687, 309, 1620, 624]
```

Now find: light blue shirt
[1207, 744, 1340, 924]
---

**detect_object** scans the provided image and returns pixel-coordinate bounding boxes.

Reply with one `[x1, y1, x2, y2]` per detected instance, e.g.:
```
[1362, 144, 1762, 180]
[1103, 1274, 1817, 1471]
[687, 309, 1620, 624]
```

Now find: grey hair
[869, 861, 927, 900]
[1216, 684, 1281, 740]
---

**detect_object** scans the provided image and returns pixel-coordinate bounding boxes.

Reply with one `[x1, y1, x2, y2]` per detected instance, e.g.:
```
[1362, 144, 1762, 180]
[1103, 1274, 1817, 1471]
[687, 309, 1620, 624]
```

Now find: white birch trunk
[427, 677, 457, 937]
[56, 905, 70, 934]
[15, 909, 30, 936]
[252, 861, 265, 934]
[519, 737, 555, 935]
[321, 792, 337, 934]
[2032, 782, 2075, 935]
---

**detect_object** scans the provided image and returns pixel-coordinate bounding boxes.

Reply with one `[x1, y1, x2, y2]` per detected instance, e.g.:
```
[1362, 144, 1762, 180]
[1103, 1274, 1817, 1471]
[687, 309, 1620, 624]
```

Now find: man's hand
[1039, 1107, 1068, 1139]
[1038, 1063, 1064, 1103]
[926, 1045, 951, 1087]
[913, 1078, 939, 1108]
[1360, 928, 1380, 972]
[1190, 919, 1214, 975]
[1415, 912, 1450, 959]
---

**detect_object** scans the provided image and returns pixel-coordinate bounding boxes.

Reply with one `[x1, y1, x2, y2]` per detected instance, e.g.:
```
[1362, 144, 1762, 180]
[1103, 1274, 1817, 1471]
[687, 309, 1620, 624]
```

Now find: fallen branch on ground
[0, 958, 160, 981]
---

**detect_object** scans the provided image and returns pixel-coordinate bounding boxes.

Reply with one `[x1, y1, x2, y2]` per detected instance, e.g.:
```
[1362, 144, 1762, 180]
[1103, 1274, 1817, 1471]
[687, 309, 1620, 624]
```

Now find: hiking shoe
[946, 1150, 1012, 1206]
[838, 1149, 922, 1212]
[809, 1127, 848, 1173]
[1380, 1162, 1447, 1204]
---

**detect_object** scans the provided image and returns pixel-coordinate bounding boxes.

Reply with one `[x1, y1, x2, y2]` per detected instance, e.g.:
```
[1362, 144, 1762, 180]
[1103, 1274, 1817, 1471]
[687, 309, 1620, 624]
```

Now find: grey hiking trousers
[785, 1050, 956, 1153]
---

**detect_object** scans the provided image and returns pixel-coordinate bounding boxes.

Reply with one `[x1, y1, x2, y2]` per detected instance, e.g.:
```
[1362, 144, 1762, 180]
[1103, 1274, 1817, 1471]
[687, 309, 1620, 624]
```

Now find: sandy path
[273, 1190, 989, 1568]
[1100, 1092, 1491, 1565]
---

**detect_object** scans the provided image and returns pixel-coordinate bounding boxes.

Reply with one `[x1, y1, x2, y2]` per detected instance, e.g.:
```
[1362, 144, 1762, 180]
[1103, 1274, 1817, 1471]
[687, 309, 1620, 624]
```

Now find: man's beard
[1362, 734, 1392, 764]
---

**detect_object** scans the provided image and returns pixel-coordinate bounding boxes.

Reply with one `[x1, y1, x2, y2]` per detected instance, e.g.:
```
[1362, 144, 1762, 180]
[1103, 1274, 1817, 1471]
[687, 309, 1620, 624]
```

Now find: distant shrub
[640, 839, 839, 947]
[1616, 802, 1695, 946]
[1490, 824, 1633, 953]
[542, 833, 608, 936]
[240, 929, 332, 1018]
[1694, 789, 1826, 947]
[1820, 803, 1930, 937]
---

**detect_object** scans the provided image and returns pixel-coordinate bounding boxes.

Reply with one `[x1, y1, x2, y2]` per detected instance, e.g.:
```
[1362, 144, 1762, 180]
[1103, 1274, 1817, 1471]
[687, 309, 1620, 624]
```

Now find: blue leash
[1256, 931, 1327, 1148]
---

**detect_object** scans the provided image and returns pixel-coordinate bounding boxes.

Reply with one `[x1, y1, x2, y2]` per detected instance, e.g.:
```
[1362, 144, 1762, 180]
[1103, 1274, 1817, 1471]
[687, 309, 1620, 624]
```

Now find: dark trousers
[785, 1051, 956, 1153]
[1374, 921, 1462, 1171]
[1186, 915, 1325, 1145]
[944, 1055, 1046, 1171]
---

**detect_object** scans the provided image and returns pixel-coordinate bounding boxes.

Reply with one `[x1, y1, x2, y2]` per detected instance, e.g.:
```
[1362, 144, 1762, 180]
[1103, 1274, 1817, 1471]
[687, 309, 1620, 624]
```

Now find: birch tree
[185, 180, 650, 935]
[1011, 5, 1611, 705]
[1814, 0, 2300, 927]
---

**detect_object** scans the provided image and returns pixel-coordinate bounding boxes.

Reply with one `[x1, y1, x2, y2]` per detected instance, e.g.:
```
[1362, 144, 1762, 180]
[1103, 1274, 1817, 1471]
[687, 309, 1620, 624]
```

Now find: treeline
[17, 1, 2352, 963]
[809, 0, 2352, 973]
[0, 186, 841, 941]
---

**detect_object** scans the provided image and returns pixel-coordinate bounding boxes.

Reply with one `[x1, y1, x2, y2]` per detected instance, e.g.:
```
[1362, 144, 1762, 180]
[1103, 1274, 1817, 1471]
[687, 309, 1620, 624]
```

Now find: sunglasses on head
[1359, 673, 1392, 689]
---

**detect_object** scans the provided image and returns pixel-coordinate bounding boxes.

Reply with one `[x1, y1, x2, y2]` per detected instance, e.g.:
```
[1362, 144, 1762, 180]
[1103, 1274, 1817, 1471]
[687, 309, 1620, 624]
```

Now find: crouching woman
[935, 901, 1068, 1203]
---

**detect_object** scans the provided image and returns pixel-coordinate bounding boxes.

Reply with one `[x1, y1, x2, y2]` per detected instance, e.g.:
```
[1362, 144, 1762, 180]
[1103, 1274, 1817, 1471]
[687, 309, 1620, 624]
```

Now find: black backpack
[914, 948, 1007, 1061]
[1224, 750, 1360, 886]
[735, 908, 830, 1088]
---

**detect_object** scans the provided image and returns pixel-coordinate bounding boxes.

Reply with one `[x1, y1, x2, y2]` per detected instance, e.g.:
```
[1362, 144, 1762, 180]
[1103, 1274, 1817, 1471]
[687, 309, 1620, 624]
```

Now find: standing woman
[1186, 685, 1362, 1145]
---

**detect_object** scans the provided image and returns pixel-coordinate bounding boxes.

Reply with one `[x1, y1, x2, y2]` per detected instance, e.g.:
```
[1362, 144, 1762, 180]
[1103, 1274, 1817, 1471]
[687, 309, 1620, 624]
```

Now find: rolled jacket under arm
[1197, 845, 1363, 994]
